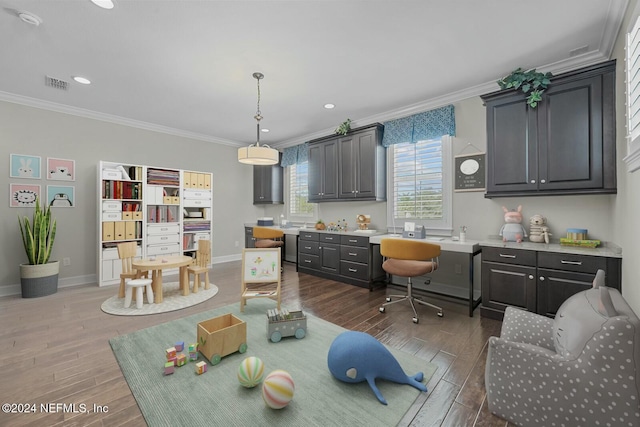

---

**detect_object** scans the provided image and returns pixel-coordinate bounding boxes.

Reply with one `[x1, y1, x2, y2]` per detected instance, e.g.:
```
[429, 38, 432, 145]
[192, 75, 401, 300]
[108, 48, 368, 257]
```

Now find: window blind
[627, 16, 640, 144]
[289, 162, 313, 215]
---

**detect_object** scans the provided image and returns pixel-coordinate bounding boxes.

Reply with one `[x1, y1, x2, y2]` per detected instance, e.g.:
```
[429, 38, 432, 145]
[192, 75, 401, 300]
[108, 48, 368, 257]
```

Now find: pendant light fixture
[237, 72, 280, 165]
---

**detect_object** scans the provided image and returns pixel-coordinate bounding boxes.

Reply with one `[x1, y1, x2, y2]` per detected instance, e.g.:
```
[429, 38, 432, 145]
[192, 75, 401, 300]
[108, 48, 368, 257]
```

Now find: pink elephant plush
[499, 205, 528, 243]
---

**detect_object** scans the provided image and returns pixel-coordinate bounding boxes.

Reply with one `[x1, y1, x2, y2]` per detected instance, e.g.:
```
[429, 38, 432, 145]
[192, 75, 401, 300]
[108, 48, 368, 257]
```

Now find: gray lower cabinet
[298, 231, 384, 289]
[480, 246, 622, 320]
[244, 226, 256, 248]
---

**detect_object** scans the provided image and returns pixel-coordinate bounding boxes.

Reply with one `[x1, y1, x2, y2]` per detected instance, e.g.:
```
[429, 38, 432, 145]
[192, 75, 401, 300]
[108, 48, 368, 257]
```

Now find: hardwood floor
[0, 261, 512, 427]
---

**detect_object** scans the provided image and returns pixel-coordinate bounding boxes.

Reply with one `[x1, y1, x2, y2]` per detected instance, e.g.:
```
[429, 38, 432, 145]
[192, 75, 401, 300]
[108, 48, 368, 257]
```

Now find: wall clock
[454, 153, 485, 192]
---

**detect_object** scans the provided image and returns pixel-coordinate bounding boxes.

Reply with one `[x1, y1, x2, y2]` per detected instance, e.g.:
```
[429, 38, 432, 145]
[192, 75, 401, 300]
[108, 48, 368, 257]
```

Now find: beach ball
[262, 370, 295, 409]
[237, 356, 265, 388]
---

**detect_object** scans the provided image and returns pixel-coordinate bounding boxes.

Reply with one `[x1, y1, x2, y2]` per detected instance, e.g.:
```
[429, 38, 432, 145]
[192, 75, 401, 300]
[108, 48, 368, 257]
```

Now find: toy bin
[197, 314, 247, 365]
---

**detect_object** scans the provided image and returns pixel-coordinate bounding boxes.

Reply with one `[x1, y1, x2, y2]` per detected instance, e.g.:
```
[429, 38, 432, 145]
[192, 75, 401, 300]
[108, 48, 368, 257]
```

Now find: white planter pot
[20, 261, 59, 298]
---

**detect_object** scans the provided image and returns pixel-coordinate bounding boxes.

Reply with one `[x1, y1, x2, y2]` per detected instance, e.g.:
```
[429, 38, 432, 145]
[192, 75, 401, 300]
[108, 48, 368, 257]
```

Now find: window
[387, 136, 452, 234]
[288, 161, 314, 217]
[625, 5, 640, 172]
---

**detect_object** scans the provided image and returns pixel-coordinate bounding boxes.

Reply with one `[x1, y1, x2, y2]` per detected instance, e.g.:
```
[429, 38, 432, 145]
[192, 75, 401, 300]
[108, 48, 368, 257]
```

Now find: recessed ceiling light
[91, 0, 115, 10]
[17, 11, 42, 26]
[261, 128, 270, 133]
[73, 76, 91, 85]
[324, 103, 335, 109]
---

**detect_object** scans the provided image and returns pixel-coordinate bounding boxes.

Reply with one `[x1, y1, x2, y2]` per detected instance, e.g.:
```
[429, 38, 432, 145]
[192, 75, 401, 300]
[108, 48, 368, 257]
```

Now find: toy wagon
[267, 309, 307, 343]
[197, 314, 247, 365]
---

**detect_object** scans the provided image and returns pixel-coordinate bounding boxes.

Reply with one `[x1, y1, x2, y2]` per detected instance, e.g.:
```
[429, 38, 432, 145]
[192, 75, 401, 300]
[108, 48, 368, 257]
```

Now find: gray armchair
[485, 270, 640, 426]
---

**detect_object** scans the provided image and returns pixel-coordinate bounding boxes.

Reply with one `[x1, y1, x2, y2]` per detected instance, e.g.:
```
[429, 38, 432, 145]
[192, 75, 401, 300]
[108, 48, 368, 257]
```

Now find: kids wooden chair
[117, 241, 148, 298]
[188, 239, 211, 293]
[378, 239, 443, 323]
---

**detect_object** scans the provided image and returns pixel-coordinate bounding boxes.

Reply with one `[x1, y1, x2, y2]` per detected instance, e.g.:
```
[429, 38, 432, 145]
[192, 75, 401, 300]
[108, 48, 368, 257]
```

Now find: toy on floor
[164, 361, 175, 375]
[267, 309, 307, 343]
[327, 331, 427, 405]
[195, 361, 207, 375]
[262, 370, 295, 409]
[499, 205, 527, 243]
[238, 356, 265, 388]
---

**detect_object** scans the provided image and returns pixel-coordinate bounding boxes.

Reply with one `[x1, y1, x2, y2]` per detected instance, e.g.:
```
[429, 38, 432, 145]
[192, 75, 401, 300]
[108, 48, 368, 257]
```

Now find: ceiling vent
[45, 75, 69, 91]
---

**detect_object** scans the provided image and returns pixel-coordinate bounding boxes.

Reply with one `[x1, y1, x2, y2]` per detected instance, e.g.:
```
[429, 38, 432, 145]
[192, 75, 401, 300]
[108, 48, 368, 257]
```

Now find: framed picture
[47, 185, 75, 208]
[454, 153, 486, 192]
[47, 157, 75, 181]
[242, 248, 281, 283]
[10, 154, 41, 179]
[10, 183, 41, 207]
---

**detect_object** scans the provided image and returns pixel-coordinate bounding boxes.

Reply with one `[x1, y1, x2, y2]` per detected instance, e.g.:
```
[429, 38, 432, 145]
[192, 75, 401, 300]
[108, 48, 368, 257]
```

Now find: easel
[240, 248, 281, 312]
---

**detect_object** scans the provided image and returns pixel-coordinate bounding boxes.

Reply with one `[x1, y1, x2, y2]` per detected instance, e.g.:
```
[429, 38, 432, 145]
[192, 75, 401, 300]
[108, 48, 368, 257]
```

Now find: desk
[132, 255, 194, 303]
[369, 235, 481, 317]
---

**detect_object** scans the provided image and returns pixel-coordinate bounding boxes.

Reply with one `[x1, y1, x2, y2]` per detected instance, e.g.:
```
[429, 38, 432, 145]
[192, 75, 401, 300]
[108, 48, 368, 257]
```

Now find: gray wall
[0, 101, 260, 295]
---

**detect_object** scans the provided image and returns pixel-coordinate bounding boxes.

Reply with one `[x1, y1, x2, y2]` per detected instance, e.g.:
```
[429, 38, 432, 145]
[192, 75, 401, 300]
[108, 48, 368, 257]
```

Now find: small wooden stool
[124, 278, 154, 309]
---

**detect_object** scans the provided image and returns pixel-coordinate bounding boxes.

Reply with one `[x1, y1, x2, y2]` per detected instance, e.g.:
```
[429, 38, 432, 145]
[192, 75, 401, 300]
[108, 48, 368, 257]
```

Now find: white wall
[0, 101, 259, 294]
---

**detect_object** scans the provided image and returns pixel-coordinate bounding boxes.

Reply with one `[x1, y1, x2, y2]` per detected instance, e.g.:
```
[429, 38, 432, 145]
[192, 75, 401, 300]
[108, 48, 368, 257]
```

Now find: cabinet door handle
[304, 259, 312, 263]
[528, 275, 534, 279]
[348, 268, 358, 272]
[530, 179, 536, 184]
[325, 237, 333, 240]
[539, 276, 545, 281]
[561, 260, 582, 265]
[348, 252, 357, 256]
[499, 254, 516, 258]
[540, 179, 546, 184]
[304, 246, 312, 250]
[348, 239, 357, 243]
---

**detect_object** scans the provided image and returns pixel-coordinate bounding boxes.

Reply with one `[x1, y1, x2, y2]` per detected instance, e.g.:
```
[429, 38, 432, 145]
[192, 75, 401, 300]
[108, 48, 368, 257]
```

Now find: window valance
[382, 105, 456, 147]
[281, 142, 309, 167]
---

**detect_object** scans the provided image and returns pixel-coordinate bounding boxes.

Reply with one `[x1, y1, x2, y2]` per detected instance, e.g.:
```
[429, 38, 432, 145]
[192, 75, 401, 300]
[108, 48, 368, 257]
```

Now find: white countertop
[369, 234, 481, 253]
[480, 239, 623, 258]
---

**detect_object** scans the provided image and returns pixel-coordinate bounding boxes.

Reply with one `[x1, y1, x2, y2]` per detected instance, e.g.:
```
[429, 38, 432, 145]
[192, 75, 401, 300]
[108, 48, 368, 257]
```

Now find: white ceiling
[0, 0, 629, 148]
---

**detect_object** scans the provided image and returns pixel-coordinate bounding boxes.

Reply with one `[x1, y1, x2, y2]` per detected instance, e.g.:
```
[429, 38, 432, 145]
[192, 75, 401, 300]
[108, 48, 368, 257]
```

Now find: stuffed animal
[499, 205, 527, 243]
[327, 331, 427, 405]
[529, 214, 547, 243]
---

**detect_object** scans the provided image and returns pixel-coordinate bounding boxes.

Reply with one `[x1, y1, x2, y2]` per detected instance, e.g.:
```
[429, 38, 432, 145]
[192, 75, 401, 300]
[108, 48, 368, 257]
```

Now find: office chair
[378, 239, 443, 323]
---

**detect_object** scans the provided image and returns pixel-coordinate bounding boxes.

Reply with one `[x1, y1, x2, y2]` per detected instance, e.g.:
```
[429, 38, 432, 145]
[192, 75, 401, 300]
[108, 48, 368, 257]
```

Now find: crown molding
[0, 91, 242, 147]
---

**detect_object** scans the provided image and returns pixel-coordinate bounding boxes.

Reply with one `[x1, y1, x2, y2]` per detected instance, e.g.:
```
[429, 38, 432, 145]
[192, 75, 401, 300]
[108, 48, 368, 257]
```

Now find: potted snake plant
[18, 196, 59, 298]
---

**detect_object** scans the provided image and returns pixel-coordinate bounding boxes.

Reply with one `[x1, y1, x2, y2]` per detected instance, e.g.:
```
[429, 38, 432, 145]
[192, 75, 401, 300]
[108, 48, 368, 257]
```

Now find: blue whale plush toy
[327, 331, 427, 405]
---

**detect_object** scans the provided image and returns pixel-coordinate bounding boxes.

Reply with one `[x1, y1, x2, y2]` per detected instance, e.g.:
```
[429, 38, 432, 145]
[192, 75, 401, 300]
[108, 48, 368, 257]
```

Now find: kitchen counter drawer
[340, 261, 369, 281]
[340, 245, 368, 264]
[340, 235, 369, 247]
[482, 246, 536, 266]
[537, 251, 606, 274]
[320, 234, 340, 244]
[299, 253, 320, 270]
[299, 241, 320, 256]
[299, 231, 320, 241]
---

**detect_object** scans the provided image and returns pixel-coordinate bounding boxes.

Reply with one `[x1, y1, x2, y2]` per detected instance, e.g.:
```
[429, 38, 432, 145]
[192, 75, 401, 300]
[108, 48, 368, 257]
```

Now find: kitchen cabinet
[308, 123, 385, 202]
[298, 231, 385, 289]
[482, 60, 616, 198]
[253, 154, 283, 204]
[338, 125, 386, 200]
[480, 245, 622, 320]
[308, 140, 338, 201]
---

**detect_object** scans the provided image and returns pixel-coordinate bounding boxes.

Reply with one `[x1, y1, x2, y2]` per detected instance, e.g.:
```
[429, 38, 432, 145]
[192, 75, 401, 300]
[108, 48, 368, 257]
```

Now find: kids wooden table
[132, 255, 194, 303]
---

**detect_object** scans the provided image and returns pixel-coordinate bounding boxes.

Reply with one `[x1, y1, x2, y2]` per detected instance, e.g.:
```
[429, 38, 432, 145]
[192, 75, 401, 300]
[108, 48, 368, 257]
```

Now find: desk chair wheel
[379, 306, 386, 313]
[413, 317, 419, 324]
[385, 297, 392, 302]
[437, 311, 444, 317]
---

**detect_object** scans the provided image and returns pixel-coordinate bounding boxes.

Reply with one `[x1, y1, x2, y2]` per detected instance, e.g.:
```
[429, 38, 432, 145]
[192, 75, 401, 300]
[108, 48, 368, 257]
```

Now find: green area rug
[109, 298, 437, 426]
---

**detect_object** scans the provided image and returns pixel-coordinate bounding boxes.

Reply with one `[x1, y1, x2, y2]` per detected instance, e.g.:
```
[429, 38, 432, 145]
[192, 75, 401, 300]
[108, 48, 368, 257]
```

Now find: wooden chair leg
[118, 278, 126, 298]
[193, 274, 200, 293]
[204, 272, 210, 290]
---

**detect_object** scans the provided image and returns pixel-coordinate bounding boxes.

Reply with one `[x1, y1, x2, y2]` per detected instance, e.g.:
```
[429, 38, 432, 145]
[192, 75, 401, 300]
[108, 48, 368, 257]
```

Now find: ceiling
[0, 0, 629, 149]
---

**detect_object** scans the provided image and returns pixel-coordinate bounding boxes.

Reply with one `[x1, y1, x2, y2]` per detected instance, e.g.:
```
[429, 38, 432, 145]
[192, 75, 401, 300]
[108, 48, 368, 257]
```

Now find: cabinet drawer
[147, 224, 180, 235]
[103, 211, 121, 221]
[340, 245, 368, 264]
[537, 252, 606, 274]
[102, 201, 122, 211]
[320, 234, 339, 244]
[147, 243, 180, 255]
[299, 241, 320, 255]
[299, 231, 319, 241]
[183, 189, 211, 200]
[299, 253, 320, 269]
[340, 261, 369, 281]
[340, 235, 369, 247]
[183, 198, 209, 208]
[482, 246, 536, 266]
[147, 234, 180, 245]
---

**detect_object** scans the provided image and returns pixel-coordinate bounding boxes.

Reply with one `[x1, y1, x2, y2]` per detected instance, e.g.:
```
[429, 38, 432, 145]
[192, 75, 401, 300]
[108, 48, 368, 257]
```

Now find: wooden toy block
[188, 343, 198, 353]
[167, 356, 177, 366]
[164, 361, 175, 375]
[189, 352, 198, 361]
[176, 354, 186, 367]
[166, 347, 176, 359]
[197, 314, 247, 365]
[195, 361, 207, 375]
[175, 341, 184, 352]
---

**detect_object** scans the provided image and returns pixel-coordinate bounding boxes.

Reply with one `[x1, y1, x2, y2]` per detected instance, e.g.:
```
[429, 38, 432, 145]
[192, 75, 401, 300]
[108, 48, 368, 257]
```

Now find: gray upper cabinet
[308, 139, 339, 202]
[482, 60, 616, 198]
[253, 153, 283, 204]
[309, 123, 385, 202]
